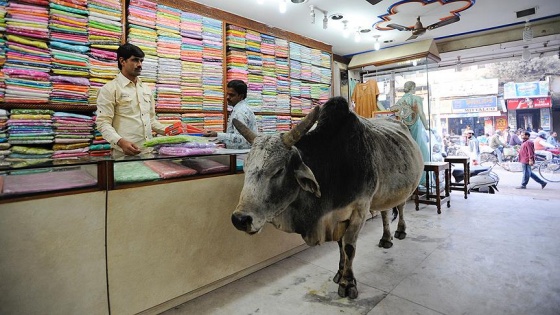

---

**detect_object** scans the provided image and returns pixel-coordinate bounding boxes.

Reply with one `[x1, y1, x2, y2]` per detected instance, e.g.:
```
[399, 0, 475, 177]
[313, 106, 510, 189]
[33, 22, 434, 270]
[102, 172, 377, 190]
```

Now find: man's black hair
[116, 43, 144, 70]
[524, 131, 531, 137]
[227, 80, 247, 99]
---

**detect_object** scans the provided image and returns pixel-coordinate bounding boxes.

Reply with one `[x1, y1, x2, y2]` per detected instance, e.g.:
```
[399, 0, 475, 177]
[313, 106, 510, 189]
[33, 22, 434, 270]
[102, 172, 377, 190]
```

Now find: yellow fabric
[351, 79, 380, 118]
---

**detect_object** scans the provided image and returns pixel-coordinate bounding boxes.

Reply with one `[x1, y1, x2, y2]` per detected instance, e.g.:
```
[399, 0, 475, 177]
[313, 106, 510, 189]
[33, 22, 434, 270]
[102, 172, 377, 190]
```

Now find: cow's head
[231, 106, 321, 234]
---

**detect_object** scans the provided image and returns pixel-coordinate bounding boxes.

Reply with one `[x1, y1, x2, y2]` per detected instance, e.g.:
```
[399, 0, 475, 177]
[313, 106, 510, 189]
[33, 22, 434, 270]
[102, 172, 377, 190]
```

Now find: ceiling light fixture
[355, 29, 361, 43]
[412, 59, 418, 66]
[323, 11, 328, 29]
[309, 5, 315, 24]
[523, 20, 533, 42]
[373, 35, 380, 51]
[342, 20, 349, 38]
[279, 0, 287, 13]
[522, 46, 531, 61]
[257, 0, 264, 4]
[455, 56, 462, 72]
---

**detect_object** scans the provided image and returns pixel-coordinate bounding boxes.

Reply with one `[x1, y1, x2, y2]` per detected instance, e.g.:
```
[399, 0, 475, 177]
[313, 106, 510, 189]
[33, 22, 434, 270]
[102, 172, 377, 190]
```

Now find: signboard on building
[503, 81, 549, 99]
[432, 78, 498, 98]
[452, 96, 498, 113]
[506, 97, 551, 110]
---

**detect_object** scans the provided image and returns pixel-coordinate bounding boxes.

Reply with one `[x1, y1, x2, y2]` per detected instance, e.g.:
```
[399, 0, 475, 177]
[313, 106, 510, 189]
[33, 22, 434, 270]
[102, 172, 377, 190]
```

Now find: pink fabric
[180, 158, 229, 174]
[2, 170, 97, 195]
[143, 160, 197, 179]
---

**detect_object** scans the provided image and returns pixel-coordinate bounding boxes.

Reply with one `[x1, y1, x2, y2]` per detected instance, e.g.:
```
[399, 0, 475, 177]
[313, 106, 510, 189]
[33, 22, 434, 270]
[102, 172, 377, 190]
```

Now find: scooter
[452, 165, 500, 194]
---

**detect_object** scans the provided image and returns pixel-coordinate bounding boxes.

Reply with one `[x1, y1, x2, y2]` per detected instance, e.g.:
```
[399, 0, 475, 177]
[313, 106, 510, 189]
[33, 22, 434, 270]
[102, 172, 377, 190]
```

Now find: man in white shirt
[96, 43, 166, 156]
[203, 80, 257, 149]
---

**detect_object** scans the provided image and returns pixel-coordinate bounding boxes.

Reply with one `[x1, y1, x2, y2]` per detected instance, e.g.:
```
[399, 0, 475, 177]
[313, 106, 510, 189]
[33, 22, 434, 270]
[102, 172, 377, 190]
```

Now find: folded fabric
[2, 169, 97, 194]
[114, 161, 160, 183]
[180, 158, 229, 174]
[143, 160, 197, 179]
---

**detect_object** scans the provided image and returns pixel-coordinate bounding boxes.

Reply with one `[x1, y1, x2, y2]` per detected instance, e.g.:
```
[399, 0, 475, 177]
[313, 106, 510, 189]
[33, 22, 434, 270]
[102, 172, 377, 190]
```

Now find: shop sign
[432, 78, 498, 98]
[452, 96, 498, 113]
[503, 81, 549, 99]
[506, 97, 551, 110]
[495, 116, 508, 130]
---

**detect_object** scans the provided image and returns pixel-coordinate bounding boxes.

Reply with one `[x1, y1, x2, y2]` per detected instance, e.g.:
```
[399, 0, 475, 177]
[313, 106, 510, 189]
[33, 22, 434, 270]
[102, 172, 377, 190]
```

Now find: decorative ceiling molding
[374, 0, 475, 31]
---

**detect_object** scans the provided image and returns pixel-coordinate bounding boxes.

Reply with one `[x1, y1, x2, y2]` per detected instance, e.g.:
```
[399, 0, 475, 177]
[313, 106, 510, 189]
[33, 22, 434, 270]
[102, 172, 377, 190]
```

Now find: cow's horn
[282, 105, 320, 147]
[233, 118, 257, 144]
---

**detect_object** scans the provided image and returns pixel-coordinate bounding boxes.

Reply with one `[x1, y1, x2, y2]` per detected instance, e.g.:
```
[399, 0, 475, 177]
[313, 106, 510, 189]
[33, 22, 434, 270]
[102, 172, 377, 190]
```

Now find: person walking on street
[516, 131, 547, 189]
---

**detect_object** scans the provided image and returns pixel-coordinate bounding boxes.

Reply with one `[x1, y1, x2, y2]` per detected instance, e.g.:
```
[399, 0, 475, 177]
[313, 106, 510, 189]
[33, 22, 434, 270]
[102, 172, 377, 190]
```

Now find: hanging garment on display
[351, 79, 379, 118]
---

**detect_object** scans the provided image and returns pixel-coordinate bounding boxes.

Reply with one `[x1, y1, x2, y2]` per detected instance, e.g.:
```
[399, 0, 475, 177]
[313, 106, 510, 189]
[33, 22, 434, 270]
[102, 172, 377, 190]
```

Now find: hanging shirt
[217, 99, 257, 149]
[96, 72, 166, 153]
[351, 79, 379, 118]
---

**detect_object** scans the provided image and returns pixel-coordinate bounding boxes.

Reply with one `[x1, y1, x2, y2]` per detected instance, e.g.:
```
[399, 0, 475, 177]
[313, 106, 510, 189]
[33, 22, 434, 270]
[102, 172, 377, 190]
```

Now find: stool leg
[435, 170, 441, 214]
[446, 168, 451, 208]
[415, 187, 419, 211]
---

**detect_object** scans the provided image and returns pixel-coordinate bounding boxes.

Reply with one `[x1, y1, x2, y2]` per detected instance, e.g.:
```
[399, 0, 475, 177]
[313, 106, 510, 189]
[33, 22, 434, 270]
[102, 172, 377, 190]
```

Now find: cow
[231, 96, 423, 299]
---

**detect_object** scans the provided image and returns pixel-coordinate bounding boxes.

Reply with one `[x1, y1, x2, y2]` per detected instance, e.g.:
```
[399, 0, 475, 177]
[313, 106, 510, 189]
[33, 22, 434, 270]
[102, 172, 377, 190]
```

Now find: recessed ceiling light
[291, 0, 308, 3]
[359, 28, 371, 33]
[329, 13, 344, 20]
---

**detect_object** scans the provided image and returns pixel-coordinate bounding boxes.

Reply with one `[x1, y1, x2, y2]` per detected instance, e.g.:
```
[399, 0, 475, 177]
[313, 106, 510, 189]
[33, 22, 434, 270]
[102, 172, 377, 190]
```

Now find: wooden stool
[414, 162, 451, 214]
[445, 156, 470, 199]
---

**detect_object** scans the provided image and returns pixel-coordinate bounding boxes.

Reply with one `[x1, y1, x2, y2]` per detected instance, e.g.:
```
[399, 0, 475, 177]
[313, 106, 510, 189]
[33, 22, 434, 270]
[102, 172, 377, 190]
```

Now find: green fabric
[11, 109, 55, 115]
[143, 135, 207, 147]
[11, 146, 54, 155]
[114, 161, 161, 183]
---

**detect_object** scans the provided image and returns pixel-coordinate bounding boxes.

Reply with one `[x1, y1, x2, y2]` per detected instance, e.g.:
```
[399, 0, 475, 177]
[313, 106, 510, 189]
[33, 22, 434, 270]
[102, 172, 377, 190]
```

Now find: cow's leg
[378, 210, 393, 248]
[333, 239, 344, 284]
[337, 208, 366, 299]
[394, 203, 407, 240]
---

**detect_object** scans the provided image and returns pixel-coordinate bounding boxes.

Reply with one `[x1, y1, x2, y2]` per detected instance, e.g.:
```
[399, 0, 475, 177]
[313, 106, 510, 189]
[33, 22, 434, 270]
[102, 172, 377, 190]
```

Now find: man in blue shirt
[547, 131, 558, 148]
[203, 80, 257, 149]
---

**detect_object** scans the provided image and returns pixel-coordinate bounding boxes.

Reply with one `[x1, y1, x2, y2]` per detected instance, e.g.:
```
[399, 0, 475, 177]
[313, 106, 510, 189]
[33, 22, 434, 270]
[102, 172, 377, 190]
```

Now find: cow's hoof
[338, 283, 359, 299]
[378, 239, 393, 248]
[394, 231, 407, 240]
[333, 271, 342, 284]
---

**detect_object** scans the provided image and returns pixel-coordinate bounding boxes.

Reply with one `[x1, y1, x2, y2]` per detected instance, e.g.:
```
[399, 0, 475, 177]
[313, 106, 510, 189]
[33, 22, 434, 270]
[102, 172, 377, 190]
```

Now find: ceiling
[189, 0, 560, 58]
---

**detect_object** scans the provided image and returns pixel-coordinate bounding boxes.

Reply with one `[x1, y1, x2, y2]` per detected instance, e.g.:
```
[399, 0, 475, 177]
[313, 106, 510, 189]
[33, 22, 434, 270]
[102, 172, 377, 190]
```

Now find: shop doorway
[516, 109, 540, 131]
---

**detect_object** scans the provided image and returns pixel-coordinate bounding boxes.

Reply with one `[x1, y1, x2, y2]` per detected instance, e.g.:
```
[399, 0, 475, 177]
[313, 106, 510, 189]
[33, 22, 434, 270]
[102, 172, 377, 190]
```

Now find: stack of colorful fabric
[51, 112, 94, 158]
[48, 0, 90, 105]
[181, 113, 204, 131]
[0, 0, 6, 68]
[7, 109, 54, 145]
[203, 113, 224, 132]
[4, 0, 51, 103]
[6, 145, 53, 168]
[180, 11, 203, 111]
[155, 4, 181, 110]
[155, 112, 181, 128]
[226, 48, 248, 83]
[87, 0, 122, 105]
[275, 37, 288, 59]
[89, 116, 111, 156]
[0, 109, 8, 162]
[128, 0, 158, 83]
[201, 17, 223, 112]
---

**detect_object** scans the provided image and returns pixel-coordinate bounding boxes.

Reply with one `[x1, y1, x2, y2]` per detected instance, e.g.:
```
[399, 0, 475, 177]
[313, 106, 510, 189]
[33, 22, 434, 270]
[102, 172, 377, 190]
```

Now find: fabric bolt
[143, 159, 197, 178]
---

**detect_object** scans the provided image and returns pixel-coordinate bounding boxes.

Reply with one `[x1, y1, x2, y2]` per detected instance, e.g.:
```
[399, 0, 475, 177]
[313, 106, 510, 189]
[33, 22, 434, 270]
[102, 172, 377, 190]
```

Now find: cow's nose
[231, 213, 252, 232]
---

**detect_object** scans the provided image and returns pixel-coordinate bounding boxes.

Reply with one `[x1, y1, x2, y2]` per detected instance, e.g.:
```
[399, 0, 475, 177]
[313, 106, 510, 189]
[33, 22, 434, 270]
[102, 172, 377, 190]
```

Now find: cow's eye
[272, 168, 284, 179]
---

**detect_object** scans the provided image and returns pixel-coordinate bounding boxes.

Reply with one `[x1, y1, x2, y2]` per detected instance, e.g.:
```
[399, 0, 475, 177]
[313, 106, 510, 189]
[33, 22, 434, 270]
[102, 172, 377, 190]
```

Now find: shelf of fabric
[0, 103, 97, 113]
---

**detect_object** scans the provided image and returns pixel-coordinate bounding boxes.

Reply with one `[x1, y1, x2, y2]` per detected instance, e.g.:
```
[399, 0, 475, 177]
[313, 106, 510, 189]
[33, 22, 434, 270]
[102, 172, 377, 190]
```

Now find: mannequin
[390, 81, 430, 184]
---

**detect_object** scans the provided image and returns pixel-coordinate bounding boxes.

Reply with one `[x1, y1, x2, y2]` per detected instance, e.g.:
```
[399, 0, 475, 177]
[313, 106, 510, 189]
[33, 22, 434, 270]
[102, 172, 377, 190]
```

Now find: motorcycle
[452, 164, 500, 194]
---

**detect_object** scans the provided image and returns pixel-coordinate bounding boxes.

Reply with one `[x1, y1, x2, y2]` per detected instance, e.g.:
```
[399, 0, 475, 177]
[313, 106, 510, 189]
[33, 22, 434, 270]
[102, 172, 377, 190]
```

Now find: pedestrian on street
[516, 131, 547, 189]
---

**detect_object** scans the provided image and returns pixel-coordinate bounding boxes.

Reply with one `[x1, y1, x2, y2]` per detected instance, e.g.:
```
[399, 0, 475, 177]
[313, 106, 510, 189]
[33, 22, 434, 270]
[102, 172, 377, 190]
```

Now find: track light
[279, 0, 287, 13]
[523, 21, 533, 42]
[322, 11, 328, 29]
[522, 46, 531, 61]
[373, 35, 380, 51]
[309, 5, 315, 24]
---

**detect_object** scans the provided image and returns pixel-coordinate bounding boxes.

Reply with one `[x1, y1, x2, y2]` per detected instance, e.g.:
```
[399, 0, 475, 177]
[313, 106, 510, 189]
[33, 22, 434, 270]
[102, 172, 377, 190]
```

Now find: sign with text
[503, 81, 549, 99]
[432, 78, 498, 97]
[452, 96, 498, 113]
[506, 97, 551, 110]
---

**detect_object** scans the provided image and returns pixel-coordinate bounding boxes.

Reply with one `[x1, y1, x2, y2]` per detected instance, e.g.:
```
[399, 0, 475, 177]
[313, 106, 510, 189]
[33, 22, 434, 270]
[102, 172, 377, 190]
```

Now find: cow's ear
[294, 162, 321, 198]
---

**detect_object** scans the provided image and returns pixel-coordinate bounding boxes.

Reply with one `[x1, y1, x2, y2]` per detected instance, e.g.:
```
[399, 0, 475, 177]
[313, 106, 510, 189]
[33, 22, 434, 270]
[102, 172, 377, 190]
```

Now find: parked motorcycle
[452, 165, 500, 194]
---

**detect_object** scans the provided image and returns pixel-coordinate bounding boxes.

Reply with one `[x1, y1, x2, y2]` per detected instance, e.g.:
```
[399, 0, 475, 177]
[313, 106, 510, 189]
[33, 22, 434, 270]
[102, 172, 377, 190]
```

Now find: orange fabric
[351, 79, 380, 118]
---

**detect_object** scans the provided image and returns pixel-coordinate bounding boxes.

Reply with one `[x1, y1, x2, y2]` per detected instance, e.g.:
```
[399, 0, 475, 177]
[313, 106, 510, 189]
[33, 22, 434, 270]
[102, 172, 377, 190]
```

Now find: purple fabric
[2, 170, 97, 195]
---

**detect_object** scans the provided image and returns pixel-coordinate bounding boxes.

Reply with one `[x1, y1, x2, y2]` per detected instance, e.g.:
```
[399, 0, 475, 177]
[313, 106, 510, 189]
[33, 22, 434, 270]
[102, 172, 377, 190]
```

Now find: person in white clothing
[96, 43, 166, 156]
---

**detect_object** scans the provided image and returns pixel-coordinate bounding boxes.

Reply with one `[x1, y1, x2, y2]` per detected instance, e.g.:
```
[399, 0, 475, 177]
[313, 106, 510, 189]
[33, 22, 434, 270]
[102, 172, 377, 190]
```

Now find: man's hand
[203, 130, 217, 137]
[117, 138, 141, 155]
[529, 160, 534, 166]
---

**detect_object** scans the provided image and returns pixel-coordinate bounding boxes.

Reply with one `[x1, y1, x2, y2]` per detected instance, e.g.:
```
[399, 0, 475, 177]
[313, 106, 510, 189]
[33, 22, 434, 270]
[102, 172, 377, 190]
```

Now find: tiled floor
[162, 167, 560, 315]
